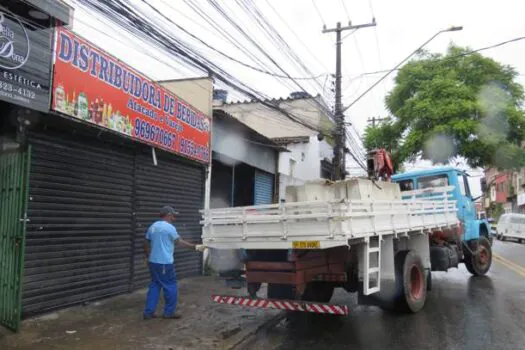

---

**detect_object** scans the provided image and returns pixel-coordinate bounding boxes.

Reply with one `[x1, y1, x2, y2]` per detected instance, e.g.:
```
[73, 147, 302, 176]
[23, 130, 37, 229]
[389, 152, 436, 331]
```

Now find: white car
[497, 213, 525, 243]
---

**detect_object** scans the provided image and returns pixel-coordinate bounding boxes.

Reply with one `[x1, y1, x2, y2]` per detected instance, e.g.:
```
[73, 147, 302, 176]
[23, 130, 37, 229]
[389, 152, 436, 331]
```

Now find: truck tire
[267, 284, 296, 300]
[464, 236, 492, 276]
[393, 250, 427, 313]
[302, 282, 335, 303]
[426, 270, 432, 291]
[480, 225, 492, 246]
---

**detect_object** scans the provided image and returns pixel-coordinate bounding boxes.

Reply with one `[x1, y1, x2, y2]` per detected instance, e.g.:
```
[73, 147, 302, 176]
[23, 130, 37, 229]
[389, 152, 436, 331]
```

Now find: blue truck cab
[392, 167, 492, 243]
[392, 167, 493, 277]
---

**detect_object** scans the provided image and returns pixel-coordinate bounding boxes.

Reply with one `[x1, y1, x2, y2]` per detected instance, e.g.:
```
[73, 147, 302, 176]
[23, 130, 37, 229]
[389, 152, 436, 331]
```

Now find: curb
[220, 312, 285, 349]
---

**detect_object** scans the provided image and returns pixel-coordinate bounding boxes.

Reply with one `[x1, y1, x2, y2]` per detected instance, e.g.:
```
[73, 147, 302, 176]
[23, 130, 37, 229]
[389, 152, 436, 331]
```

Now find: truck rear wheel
[464, 236, 492, 276]
[302, 282, 335, 303]
[393, 250, 427, 313]
[267, 284, 296, 300]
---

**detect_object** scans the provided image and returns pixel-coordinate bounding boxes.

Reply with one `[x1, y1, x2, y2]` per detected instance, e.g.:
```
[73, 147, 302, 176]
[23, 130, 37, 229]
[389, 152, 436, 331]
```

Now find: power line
[215, 0, 324, 97]
[180, 0, 311, 95]
[345, 128, 367, 166]
[345, 142, 368, 172]
[360, 35, 525, 77]
[342, 29, 357, 41]
[263, 0, 330, 72]
[346, 130, 366, 159]
[367, 0, 385, 96]
[206, 0, 333, 119]
[207, 0, 313, 91]
[342, 35, 525, 113]
[234, 0, 326, 93]
[80, 0, 332, 131]
[70, 4, 214, 85]
[79, 0, 322, 131]
[182, 0, 327, 100]
[368, 0, 376, 16]
[144, 0, 327, 81]
[311, 0, 325, 25]
[340, 0, 350, 22]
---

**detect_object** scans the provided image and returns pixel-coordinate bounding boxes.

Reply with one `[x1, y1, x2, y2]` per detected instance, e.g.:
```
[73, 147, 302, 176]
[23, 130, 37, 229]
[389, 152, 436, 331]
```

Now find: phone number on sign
[1, 82, 36, 99]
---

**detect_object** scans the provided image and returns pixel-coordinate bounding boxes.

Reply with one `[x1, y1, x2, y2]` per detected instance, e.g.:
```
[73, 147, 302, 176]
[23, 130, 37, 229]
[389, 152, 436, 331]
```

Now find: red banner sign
[51, 28, 210, 163]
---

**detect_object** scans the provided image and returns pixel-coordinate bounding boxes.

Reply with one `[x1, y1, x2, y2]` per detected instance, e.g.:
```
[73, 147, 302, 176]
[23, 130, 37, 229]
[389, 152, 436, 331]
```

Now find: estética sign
[0, 7, 52, 112]
[51, 27, 211, 163]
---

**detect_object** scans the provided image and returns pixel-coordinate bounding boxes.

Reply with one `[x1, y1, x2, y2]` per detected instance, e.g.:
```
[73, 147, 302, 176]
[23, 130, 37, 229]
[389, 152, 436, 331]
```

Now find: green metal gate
[0, 147, 31, 331]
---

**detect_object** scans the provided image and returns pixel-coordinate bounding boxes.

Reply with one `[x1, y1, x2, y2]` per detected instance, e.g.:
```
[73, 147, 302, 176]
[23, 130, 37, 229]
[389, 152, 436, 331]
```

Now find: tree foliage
[364, 45, 525, 171]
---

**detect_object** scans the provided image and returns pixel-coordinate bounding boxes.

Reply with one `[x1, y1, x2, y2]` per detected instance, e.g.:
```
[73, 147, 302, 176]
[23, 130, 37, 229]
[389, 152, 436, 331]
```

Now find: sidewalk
[0, 276, 279, 350]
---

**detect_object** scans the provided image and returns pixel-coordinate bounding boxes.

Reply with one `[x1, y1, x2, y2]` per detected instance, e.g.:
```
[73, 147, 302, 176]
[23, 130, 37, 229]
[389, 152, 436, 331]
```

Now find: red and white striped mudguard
[211, 295, 349, 316]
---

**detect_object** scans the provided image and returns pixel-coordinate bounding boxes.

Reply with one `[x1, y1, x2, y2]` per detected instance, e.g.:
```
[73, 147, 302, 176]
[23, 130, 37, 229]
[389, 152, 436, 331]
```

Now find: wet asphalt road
[250, 240, 525, 350]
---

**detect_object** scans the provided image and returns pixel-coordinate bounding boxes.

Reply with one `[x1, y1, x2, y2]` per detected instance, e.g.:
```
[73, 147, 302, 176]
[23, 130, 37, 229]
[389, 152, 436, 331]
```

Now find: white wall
[318, 139, 332, 160]
[277, 136, 333, 200]
[278, 138, 318, 180]
[278, 174, 304, 202]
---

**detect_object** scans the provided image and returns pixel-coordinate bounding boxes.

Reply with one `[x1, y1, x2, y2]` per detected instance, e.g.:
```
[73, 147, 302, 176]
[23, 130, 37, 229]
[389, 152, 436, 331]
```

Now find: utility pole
[367, 116, 387, 127]
[323, 19, 376, 180]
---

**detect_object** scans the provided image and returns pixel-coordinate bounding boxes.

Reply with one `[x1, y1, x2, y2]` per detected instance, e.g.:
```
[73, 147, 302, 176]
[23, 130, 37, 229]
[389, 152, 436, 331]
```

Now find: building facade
[0, 12, 211, 330]
[483, 156, 525, 216]
[273, 135, 333, 201]
[215, 92, 334, 200]
[210, 109, 283, 208]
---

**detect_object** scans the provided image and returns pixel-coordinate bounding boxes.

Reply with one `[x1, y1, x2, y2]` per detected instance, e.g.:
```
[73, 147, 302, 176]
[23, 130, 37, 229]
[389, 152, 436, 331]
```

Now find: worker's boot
[163, 312, 182, 319]
[143, 314, 158, 320]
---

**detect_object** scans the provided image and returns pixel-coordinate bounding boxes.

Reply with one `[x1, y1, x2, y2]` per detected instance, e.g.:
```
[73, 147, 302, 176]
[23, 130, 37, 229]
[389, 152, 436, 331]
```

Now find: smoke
[214, 125, 248, 167]
[209, 196, 230, 210]
[208, 248, 244, 273]
[424, 133, 456, 164]
[477, 82, 511, 143]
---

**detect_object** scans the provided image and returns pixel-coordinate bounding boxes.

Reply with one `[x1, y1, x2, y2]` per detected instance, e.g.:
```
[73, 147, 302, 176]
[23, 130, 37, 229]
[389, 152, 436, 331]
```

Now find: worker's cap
[160, 206, 179, 216]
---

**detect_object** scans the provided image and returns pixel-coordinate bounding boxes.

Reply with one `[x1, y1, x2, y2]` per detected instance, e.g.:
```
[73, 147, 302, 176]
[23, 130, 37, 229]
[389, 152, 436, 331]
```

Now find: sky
[64, 0, 525, 196]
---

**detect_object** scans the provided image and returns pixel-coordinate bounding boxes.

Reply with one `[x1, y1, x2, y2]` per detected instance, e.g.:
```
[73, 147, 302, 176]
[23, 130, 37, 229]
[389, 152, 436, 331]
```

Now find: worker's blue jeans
[144, 262, 178, 317]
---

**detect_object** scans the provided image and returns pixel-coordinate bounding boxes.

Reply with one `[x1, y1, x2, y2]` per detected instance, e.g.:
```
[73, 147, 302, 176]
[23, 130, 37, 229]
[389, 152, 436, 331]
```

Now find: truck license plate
[292, 241, 320, 249]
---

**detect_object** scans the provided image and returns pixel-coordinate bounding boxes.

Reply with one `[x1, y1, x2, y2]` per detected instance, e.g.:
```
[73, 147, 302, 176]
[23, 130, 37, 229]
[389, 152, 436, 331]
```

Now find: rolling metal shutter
[23, 129, 134, 316]
[254, 170, 274, 205]
[132, 148, 205, 289]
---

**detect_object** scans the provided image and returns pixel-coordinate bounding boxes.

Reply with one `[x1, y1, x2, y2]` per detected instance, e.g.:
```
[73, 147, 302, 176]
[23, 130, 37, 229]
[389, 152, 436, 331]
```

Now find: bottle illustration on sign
[98, 98, 104, 125]
[93, 98, 99, 124]
[125, 116, 132, 135]
[107, 104, 112, 127]
[102, 102, 108, 126]
[54, 84, 65, 111]
[88, 101, 93, 121]
[78, 92, 88, 120]
[72, 91, 78, 117]
[65, 93, 70, 114]
[52, 84, 135, 136]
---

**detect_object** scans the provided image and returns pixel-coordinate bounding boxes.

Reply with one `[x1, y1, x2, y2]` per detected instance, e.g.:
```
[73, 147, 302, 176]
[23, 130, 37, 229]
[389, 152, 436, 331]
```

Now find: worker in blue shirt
[143, 206, 206, 319]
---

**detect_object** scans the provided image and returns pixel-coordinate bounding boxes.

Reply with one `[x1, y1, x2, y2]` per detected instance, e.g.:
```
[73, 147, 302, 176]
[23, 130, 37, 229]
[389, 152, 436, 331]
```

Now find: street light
[341, 25, 463, 113]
